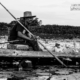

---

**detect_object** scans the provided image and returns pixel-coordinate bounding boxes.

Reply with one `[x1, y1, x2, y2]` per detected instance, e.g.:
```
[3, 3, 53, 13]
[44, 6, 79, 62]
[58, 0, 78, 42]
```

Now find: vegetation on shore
[0, 22, 80, 39]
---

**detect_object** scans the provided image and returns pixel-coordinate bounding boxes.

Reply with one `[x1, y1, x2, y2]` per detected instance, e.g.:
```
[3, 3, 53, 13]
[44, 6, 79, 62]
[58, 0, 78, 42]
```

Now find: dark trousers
[25, 39, 40, 51]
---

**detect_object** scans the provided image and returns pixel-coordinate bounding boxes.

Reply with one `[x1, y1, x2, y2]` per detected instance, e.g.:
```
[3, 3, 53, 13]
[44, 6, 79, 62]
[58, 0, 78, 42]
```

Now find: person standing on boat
[8, 11, 41, 51]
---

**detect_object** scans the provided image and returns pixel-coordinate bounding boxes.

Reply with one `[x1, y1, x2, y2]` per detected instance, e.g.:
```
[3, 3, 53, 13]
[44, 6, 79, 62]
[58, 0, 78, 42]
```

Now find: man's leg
[26, 40, 41, 51]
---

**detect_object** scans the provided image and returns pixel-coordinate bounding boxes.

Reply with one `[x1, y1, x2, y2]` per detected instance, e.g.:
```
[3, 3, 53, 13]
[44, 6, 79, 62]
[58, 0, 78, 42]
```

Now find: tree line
[0, 22, 80, 39]
[30, 25, 80, 39]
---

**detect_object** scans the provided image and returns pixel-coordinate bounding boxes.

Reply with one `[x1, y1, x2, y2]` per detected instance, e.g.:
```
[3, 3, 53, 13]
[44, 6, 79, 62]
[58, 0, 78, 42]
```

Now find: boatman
[8, 11, 41, 51]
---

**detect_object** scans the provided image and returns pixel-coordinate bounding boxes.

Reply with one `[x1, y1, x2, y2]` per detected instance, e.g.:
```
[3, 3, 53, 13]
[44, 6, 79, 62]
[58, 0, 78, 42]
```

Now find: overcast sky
[0, 0, 80, 26]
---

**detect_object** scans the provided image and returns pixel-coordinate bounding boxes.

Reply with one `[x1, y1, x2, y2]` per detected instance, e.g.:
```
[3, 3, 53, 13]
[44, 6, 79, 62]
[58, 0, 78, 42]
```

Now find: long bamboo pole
[0, 2, 67, 67]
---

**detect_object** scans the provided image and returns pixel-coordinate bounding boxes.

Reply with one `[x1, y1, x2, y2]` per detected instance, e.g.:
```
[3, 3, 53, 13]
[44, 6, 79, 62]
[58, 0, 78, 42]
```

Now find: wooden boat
[0, 43, 79, 69]
[0, 48, 80, 58]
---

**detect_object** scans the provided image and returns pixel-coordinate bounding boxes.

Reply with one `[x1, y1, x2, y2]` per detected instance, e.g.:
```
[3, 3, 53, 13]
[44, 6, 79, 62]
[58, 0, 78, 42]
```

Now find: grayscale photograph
[0, 0, 80, 80]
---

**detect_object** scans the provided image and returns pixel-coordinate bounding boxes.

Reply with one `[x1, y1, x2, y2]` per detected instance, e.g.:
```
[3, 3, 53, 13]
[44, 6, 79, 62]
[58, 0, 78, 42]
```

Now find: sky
[0, 0, 80, 26]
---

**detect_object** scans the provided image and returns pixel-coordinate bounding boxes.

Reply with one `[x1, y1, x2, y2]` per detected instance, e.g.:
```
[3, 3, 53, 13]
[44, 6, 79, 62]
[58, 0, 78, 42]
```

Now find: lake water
[0, 36, 80, 53]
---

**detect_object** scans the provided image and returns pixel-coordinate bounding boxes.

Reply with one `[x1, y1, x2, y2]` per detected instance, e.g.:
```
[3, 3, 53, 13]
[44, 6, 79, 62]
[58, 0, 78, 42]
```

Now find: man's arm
[18, 31, 32, 40]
